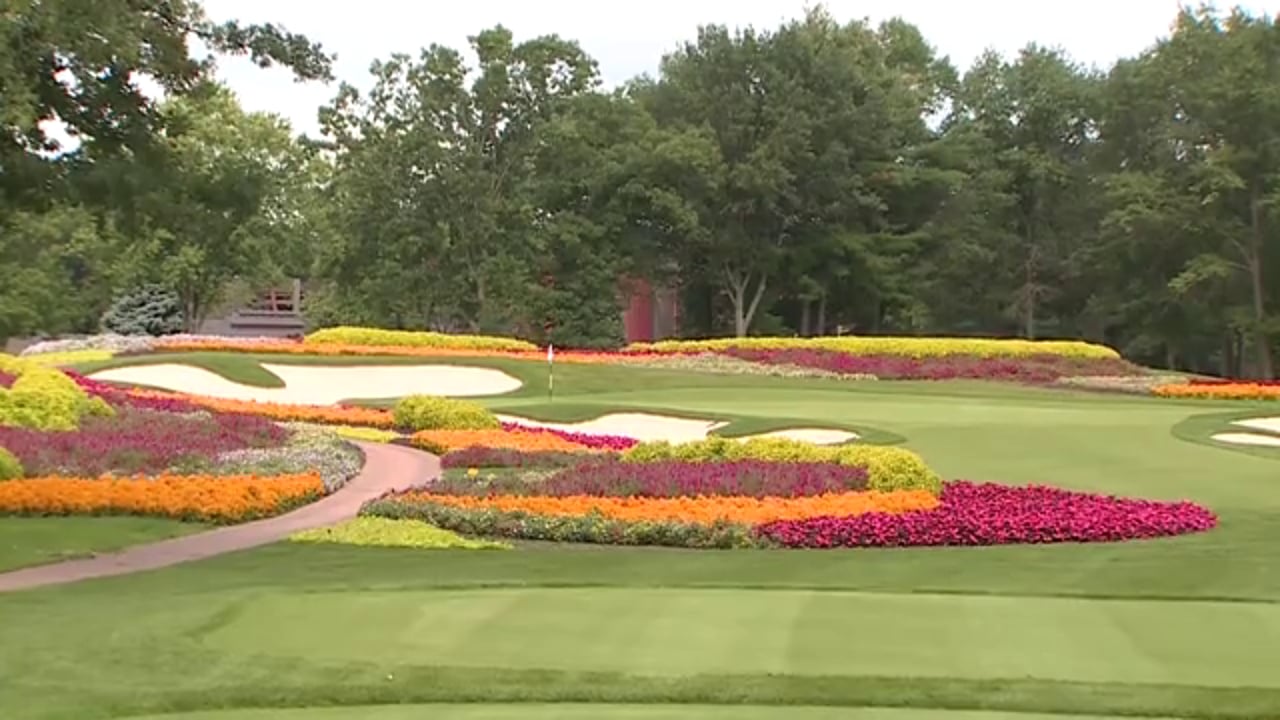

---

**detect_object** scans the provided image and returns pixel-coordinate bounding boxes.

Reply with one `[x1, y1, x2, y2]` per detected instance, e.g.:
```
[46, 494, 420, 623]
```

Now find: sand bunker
[499, 413, 857, 445]
[1231, 417, 1280, 435]
[88, 363, 522, 405]
[1211, 432, 1280, 448]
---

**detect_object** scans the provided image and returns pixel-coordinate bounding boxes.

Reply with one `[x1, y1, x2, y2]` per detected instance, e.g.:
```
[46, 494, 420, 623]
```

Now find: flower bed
[304, 326, 537, 352]
[723, 348, 1142, 382]
[1152, 382, 1280, 401]
[0, 408, 286, 477]
[1, 354, 114, 431]
[628, 336, 1121, 360]
[440, 447, 586, 469]
[217, 425, 364, 492]
[407, 428, 600, 455]
[0, 371, 14, 388]
[498, 421, 639, 451]
[289, 517, 510, 550]
[0, 473, 324, 523]
[756, 482, 1218, 547]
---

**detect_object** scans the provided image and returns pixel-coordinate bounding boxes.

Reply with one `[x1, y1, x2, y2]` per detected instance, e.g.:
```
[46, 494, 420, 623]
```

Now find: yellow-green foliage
[0, 447, 22, 480]
[628, 335, 1120, 360]
[623, 436, 942, 495]
[393, 394, 499, 431]
[289, 517, 510, 549]
[23, 349, 115, 367]
[305, 326, 536, 352]
[330, 425, 402, 443]
[0, 354, 114, 431]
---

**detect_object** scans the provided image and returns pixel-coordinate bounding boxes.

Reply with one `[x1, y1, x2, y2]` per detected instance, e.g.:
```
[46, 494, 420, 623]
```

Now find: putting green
[199, 587, 1280, 687]
[121, 704, 1174, 720]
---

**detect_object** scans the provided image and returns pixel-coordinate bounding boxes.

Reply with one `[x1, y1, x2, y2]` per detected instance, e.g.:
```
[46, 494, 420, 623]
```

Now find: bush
[622, 436, 941, 495]
[306, 326, 536, 352]
[100, 284, 184, 336]
[0, 447, 22, 480]
[393, 395, 500, 432]
[0, 354, 114, 431]
[628, 335, 1120, 360]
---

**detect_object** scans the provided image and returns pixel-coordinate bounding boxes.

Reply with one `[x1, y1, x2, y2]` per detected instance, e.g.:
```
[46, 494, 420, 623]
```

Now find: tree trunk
[800, 300, 811, 337]
[1248, 193, 1275, 378]
[724, 267, 767, 337]
[817, 294, 827, 336]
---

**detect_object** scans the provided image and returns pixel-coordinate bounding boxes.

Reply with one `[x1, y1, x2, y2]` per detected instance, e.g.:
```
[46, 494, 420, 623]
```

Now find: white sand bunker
[88, 363, 522, 406]
[1231, 417, 1280, 435]
[1211, 432, 1280, 448]
[498, 412, 857, 445]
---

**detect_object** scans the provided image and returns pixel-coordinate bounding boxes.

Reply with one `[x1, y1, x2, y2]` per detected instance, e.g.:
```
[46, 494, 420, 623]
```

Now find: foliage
[622, 436, 941, 494]
[440, 448, 586, 469]
[630, 336, 1120, 359]
[21, 350, 115, 367]
[0, 353, 113, 431]
[100, 285, 184, 336]
[0, 473, 324, 523]
[1153, 382, 1280, 401]
[723, 348, 1139, 382]
[306, 327, 537, 352]
[757, 481, 1218, 547]
[407, 428, 595, 455]
[0, 448, 22, 481]
[289, 517, 510, 550]
[393, 395, 500, 432]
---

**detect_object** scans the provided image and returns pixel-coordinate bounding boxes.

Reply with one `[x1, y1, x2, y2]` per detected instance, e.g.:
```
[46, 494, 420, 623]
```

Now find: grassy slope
[0, 517, 203, 572]
[23, 351, 1277, 719]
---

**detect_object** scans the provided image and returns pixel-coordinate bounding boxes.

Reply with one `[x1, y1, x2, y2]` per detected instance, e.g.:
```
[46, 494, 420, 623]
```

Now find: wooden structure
[198, 279, 306, 338]
[621, 277, 679, 343]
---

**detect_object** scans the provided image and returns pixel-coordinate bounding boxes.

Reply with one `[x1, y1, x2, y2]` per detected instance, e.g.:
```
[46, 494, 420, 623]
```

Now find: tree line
[2, 1, 1278, 377]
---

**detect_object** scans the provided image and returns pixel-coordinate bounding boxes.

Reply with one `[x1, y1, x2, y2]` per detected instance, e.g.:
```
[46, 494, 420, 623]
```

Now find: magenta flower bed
[64, 371, 202, 413]
[755, 481, 1217, 547]
[0, 371, 15, 389]
[441, 447, 587, 469]
[0, 408, 287, 476]
[723, 349, 1141, 382]
[500, 421, 639, 450]
[429, 458, 869, 498]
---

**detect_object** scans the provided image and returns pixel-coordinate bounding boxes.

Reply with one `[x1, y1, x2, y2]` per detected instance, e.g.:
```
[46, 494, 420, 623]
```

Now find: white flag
[547, 344, 554, 364]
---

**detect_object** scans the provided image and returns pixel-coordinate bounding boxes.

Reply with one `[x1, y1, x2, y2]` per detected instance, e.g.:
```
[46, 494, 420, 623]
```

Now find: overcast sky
[203, 0, 1277, 137]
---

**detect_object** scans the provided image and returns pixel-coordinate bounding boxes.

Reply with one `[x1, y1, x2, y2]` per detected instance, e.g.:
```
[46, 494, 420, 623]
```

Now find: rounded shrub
[0, 353, 113, 431]
[393, 395, 499, 432]
[622, 436, 940, 495]
[0, 447, 22, 480]
[100, 284, 184, 336]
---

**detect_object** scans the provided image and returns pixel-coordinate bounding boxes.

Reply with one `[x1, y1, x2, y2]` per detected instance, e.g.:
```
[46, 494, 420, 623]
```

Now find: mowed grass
[0, 517, 202, 572]
[19, 350, 1277, 719]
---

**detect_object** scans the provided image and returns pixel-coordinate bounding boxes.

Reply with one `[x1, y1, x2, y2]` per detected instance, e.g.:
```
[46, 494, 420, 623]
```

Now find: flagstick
[547, 343, 555, 403]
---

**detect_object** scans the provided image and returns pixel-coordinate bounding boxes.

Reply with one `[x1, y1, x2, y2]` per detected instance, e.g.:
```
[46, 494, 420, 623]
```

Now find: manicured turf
[121, 705, 1177, 720]
[0, 517, 203, 572]
[17, 351, 1275, 719]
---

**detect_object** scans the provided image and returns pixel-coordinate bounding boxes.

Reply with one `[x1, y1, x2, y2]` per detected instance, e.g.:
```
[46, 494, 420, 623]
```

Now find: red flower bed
[65, 371, 203, 413]
[499, 421, 639, 450]
[723, 349, 1142, 382]
[0, 408, 287, 476]
[755, 481, 1217, 547]
[0, 371, 15, 389]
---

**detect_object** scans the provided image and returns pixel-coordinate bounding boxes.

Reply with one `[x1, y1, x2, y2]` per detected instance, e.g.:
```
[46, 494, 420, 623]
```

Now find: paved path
[0, 442, 437, 593]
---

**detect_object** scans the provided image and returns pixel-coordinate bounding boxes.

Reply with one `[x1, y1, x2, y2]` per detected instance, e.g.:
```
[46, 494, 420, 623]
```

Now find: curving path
[0, 442, 437, 594]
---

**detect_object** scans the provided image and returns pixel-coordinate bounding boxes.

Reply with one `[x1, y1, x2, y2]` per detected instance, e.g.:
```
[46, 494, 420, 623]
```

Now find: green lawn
[0, 517, 202, 572]
[5, 352, 1273, 719]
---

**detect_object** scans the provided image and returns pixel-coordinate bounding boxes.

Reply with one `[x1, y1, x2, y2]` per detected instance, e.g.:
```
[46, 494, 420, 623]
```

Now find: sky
[196, 1, 1274, 137]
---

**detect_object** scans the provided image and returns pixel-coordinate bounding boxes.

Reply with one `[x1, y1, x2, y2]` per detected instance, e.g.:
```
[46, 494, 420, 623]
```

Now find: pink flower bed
[755, 481, 1217, 547]
[441, 447, 586, 469]
[723, 349, 1142, 383]
[499, 421, 639, 450]
[65, 371, 202, 413]
[0, 407, 287, 476]
[0, 371, 15, 389]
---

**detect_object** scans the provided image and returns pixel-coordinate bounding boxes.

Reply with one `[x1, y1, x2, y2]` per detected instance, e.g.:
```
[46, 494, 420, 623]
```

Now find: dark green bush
[100, 284, 184, 336]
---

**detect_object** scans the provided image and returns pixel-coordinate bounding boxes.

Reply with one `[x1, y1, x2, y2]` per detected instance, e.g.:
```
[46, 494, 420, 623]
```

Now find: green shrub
[0, 353, 114, 431]
[305, 326, 536, 352]
[100, 284, 184, 336]
[0, 447, 22, 480]
[393, 395, 499, 431]
[622, 436, 941, 495]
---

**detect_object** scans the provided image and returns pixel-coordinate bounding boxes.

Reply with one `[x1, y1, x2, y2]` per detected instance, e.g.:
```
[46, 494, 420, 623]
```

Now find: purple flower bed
[0, 407, 287, 476]
[500, 421, 639, 450]
[755, 481, 1217, 547]
[0, 371, 15, 389]
[441, 447, 587, 469]
[722, 349, 1143, 383]
[429, 458, 869, 498]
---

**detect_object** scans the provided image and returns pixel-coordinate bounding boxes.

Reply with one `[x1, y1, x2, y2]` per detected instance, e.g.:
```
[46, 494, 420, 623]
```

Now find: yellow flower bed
[628, 336, 1120, 360]
[304, 326, 536, 352]
[22, 349, 115, 367]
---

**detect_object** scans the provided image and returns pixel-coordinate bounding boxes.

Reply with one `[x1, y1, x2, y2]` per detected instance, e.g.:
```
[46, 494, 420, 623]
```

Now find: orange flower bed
[409, 429, 593, 454]
[154, 338, 625, 364]
[401, 490, 939, 525]
[126, 389, 397, 427]
[0, 473, 325, 523]
[1152, 383, 1280, 401]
